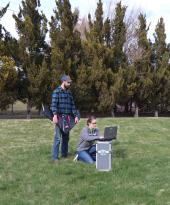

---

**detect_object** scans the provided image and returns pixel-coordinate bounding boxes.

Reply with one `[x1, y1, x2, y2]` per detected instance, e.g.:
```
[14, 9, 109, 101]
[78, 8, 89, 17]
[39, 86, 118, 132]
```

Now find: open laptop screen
[99, 126, 117, 141]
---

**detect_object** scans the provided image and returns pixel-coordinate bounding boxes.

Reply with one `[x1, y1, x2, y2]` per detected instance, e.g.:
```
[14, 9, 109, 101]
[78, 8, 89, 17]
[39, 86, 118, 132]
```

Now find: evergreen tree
[86, 0, 103, 44]
[49, 0, 82, 82]
[118, 65, 137, 114]
[110, 1, 127, 71]
[103, 17, 111, 48]
[0, 3, 10, 56]
[13, 0, 49, 118]
[0, 3, 19, 110]
[76, 57, 123, 114]
[0, 3, 9, 18]
[119, 13, 152, 116]
[84, 0, 105, 60]
[0, 3, 7, 54]
[132, 13, 152, 117]
[0, 56, 18, 110]
[150, 17, 170, 116]
[76, 0, 124, 115]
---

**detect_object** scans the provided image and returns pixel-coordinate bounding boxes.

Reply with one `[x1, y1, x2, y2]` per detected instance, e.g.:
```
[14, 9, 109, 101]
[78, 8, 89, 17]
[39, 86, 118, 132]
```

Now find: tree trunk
[111, 108, 115, 117]
[27, 100, 31, 119]
[134, 105, 139, 117]
[129, 98, 133, 114]
[38, 107, 41, 116]
[154, 110, 158, 117]
[125, 102, 129, 113]
[11, 103, 14, 115]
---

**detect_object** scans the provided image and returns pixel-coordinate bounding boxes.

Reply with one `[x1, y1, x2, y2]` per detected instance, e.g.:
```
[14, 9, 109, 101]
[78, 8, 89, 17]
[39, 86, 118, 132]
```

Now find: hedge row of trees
[0, 0, 170, 117]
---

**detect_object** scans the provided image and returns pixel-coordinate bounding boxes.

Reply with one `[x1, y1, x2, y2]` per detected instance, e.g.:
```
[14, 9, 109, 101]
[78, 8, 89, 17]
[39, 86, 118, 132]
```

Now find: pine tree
[13, 0, 49, 118]
[110, 1, 127, 71]
[0, 3, 10, 56]
[0, 56, 18, 110]
[118, 65, 137, 114]
[49, 0, 82, 82]
[0, 3, 9, 18]
[0, 3, 19, 110]
[75, 0, 124, 115]
[132, 13, 152, 117]
[76, 57, 123, 114]
[88, 0, 104, 43]
[103, 17, 111, 48]
[150, 17, 170, 116]
[119, 13, 152, 116]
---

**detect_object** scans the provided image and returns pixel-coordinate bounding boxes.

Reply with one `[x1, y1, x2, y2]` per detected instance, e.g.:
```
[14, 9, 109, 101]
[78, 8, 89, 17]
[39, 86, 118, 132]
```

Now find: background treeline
[0, 0, 170, 118]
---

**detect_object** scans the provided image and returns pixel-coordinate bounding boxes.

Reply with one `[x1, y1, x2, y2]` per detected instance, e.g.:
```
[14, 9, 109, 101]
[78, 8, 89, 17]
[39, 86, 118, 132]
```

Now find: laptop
[99, 126, 118, 141]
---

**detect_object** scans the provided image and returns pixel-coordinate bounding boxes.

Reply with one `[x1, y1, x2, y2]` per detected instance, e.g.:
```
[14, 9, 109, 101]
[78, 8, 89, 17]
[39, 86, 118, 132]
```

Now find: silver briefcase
[96, 141, 112, 171]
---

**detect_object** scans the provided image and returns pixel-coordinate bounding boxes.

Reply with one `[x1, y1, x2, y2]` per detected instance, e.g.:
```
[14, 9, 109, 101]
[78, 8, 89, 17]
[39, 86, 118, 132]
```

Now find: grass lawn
[0, 118, 170, 205]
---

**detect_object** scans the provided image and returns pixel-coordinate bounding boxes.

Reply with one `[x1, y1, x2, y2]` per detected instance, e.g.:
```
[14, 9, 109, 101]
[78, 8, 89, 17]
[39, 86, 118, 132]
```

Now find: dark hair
[87, 116, 96, 126]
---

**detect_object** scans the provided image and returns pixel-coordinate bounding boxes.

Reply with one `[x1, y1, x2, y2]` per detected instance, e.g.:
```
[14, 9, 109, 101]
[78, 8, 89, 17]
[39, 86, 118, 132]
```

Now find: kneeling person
[76, 116, 103, 164]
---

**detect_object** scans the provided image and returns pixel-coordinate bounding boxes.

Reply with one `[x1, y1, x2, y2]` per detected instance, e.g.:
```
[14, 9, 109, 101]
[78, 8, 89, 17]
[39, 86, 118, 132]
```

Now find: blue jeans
[77, 145, 96, 164]
[52, 125, 69, 160]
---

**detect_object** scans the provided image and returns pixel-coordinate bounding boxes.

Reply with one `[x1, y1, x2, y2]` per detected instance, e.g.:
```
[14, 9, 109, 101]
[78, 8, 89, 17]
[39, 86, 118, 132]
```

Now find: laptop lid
[103, 126, 117, 141]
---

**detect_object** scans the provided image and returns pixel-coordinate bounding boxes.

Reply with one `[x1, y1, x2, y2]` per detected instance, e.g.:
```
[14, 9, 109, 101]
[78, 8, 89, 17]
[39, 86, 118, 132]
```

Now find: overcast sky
[1, 0, 170, 43]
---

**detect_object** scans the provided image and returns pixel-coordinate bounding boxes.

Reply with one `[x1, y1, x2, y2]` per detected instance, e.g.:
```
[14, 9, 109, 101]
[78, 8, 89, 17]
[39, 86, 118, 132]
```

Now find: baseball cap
[60, 75, 72, 83]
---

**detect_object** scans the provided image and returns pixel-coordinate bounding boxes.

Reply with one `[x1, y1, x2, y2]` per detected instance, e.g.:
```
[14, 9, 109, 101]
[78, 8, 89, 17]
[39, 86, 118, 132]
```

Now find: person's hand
[53, 115, 58, 124]
[75, 116, 79, 124]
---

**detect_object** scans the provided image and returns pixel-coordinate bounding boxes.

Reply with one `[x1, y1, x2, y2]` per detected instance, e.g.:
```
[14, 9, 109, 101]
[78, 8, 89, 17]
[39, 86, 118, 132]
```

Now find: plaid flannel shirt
[50, 86, 77, 117]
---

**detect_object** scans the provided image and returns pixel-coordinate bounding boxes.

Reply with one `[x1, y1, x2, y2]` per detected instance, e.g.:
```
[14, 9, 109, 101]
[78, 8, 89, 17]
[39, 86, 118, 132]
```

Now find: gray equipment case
[96, 141, 112, 171]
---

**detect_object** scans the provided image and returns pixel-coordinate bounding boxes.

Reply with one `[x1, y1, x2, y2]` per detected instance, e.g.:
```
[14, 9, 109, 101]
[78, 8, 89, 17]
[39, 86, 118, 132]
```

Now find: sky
[1, 0, 170, 43]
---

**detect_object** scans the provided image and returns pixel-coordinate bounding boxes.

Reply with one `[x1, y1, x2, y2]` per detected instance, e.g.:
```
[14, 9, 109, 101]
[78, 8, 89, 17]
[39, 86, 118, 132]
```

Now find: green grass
[0, 118, 170, 205]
